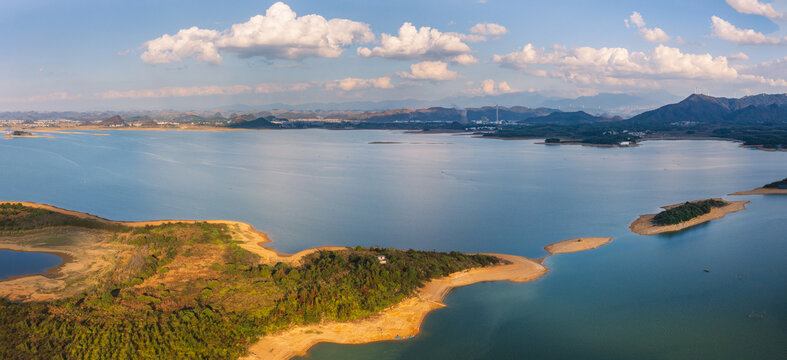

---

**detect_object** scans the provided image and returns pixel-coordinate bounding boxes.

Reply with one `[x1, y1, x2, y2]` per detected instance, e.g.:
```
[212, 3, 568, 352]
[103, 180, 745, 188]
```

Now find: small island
[0, 202, 612, 360]
[729, 178, 787, 196]
[630, 198, 749, 235]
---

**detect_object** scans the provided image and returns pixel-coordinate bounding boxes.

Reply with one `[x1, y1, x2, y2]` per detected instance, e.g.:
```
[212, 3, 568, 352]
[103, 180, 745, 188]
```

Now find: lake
[0, 250, 61, 280]
[0, 130, 784, 359]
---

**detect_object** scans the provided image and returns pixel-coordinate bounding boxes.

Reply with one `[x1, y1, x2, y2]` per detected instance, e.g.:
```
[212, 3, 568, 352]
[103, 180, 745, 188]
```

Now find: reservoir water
[0, 250, 61, 280]
[0, 130, 784, 359]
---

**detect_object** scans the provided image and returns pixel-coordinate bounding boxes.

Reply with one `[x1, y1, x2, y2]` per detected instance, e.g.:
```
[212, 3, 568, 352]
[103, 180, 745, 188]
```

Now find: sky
[1, 0, 786, 111]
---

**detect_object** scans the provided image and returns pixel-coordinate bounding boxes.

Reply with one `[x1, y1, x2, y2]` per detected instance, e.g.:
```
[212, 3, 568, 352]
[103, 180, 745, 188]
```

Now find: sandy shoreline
[729, 187, 787, 196]
[629, 199, 749, 235]
[0, 202, 613, 359]
[242, 237, 613, 360]
[544, 237, 613, 255]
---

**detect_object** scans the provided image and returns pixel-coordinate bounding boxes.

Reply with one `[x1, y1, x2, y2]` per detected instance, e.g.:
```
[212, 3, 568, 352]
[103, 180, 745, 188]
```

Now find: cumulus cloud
[625, 11, 670, 43]
[737, 56, 787, 84]
[494, 43, 787, 89]
[711, 16, 785, 45]
[141, 2, 374, 64]
[494, 44, 738, 81]
[397, 61, 458, 81]
[141, 27, 222, 64]
[727, 52, 750, 62]
[725, 0, 783, 20]
[466, 79, 519, 96]
[323, 77, 394, 91]
[357, 22, 476, 64]
[470, 23, 508, 36]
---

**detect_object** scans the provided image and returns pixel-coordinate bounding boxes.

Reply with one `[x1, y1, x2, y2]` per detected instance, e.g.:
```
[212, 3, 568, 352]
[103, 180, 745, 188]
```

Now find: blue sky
[1, 0, 786, 110]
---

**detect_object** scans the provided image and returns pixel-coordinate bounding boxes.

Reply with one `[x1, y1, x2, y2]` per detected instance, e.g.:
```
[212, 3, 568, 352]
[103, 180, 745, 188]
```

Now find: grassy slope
[0, 203, 499, 359]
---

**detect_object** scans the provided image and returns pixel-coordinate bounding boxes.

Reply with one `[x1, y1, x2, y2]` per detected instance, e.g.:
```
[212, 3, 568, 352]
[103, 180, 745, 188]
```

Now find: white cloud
[725, 0, 783, 20]
[324, 77, 394, 91]
[625, 11, 670, 43]
[466, 79, 519, 96]
[396, 61, 458, 81]
[469, 23, 508, 36]
[639, 27, 670, 43]
[141, 27, 222, 64]
[727, 52, 750, 62]
[141, 2, 374, 64]
[625, 12, 646, 28]
[357, 22, 475, 64]
[495, 43, 739, 81]
[711, 16, 785, 45]
[495, 43, 787, 90]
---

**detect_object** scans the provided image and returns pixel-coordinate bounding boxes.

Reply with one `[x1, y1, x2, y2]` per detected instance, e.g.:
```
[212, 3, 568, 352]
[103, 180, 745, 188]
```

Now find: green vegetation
[486, 124, 640, 145]
[0, 203, 499, 359]
[651, 199, 727, 226]
[0, 203, 128, 233]
[763, 177, 787, 188]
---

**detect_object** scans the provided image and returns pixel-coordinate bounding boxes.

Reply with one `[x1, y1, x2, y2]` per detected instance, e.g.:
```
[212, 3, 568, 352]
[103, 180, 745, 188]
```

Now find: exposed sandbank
[544, 237, 613, 255]
[729, 187, 787, 196]
[629, 199, 749, 235]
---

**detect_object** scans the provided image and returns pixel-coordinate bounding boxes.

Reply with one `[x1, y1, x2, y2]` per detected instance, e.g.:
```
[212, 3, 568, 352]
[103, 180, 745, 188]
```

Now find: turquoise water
[0, 130, 784, 359]
[0, 250, 62, 280]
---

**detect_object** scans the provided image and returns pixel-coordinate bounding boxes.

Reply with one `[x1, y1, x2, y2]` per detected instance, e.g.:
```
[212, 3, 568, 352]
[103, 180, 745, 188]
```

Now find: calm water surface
[0, 130, 784, 359]
[0, 250, 61, 280]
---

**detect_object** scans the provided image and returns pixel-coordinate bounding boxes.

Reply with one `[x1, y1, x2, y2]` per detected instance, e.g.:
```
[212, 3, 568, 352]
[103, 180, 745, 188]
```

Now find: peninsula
[630, 198, 749, 235]
[729, 178, 787, 196]
[0, 202, 612, 360]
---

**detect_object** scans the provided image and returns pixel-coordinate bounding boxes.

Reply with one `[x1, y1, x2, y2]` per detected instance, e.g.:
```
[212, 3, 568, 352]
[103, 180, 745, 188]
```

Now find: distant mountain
[97, 115, 126, 127]
[626, 93, 787, 126]
[538, 91, 680, 116]
[356, 107, 464, 123]
[524, 111, 607, 125]
[466, 106, 557, 122]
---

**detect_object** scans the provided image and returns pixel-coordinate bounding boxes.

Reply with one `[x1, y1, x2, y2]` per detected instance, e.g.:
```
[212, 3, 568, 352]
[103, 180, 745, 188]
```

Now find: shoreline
[241, 237, 613, 360]
[0, 202, 613, 359]
[629, 199, 749, 235]
[729, 187, 787, 196]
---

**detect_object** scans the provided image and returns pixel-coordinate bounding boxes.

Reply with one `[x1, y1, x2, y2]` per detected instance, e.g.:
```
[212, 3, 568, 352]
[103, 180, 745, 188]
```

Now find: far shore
[629, 199, 749, 235]
[0, 201, 613, 360]
[729, 187, 787, 196]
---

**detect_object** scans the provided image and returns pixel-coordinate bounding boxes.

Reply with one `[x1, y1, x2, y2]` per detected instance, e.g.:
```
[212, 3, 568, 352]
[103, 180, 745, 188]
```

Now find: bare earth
[629, 199, 749, 235]
[544, 237, 613, 255]
[0, 202, 613, 359]
[729, 187, 787, 196]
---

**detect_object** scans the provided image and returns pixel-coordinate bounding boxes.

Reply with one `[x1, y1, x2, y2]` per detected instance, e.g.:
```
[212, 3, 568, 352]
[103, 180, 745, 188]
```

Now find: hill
[627, 94, 787, 126]
[466, 106, 557, 122]
[96, 115, 126, 127]
[227, 116, 283, 129]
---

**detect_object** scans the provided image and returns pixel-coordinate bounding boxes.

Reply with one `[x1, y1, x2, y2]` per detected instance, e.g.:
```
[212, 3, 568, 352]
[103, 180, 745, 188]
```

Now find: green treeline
[651, 199, 726, 226]
[0, 203, 128, 233]
[762, 177, 787, 188]
[0, 204, 499, 359]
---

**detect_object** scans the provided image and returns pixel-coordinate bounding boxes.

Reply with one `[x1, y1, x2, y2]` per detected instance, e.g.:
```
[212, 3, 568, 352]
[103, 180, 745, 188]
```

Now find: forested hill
[626, 94, 787, 126]
[0, 203, 499, 359]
